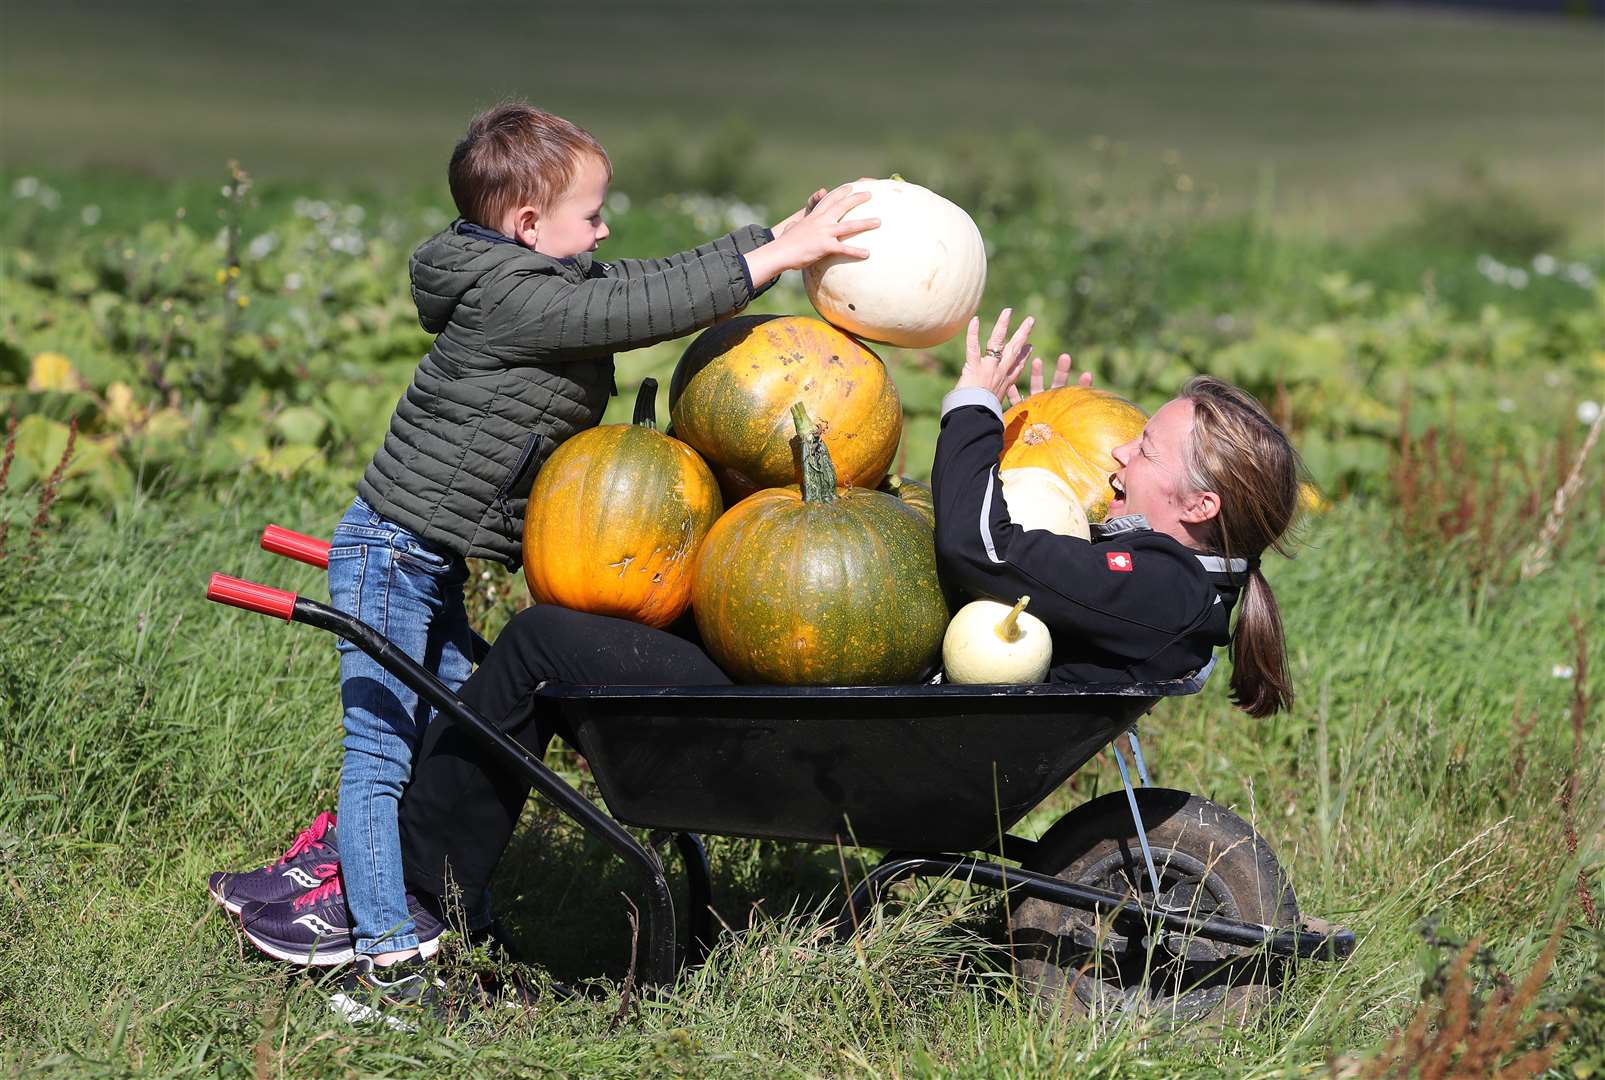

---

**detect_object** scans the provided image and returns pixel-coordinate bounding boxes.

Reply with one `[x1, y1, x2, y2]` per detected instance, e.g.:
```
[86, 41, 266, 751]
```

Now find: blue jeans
[328, 497, 473, 955]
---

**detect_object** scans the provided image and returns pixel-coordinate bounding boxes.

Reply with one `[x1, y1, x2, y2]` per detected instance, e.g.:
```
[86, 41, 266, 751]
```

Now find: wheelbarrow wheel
[1011, 787, 1298, 1028]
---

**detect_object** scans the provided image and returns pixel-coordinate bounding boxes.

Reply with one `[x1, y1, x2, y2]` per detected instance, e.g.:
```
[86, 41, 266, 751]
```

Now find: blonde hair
[1180, 376, 1304, 717]
[448, 102, 612, 228]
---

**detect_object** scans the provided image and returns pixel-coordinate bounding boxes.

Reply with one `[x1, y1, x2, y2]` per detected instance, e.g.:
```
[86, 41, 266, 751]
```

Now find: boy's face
[502, 154, 611, 258]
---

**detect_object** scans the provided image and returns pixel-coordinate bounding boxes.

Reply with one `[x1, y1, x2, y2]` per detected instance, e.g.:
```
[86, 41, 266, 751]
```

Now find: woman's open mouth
[1108, 473, 1126, 515]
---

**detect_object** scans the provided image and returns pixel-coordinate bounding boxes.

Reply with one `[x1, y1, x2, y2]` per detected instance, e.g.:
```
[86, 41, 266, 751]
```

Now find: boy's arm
[607, 225, 775, 296]
[481, 243, 760, 365]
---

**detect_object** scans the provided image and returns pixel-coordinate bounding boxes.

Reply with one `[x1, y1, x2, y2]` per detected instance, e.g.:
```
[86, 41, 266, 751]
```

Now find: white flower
[12, 176, 39, 198]
[1476, 254, 1500, 275]
[247, 233, 278, 259]
[1553, 664, 1575, 679]
[80, 205, 101, 226]
[1507, 268, 1529, 289]
[1532, 253, 1557, 275]
[1579, 400, 1602, 425]
[607, 191, 632, 214]
[36, 185, 60, 210]
[1497, 397, 1516, 413]
[1565, 263, 1597, 288]
[284, 272, 303, 291]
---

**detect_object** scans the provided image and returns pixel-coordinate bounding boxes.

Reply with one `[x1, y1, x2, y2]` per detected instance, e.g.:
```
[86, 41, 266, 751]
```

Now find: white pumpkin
[804, 178, 986, 348]
[1000, 468, 1091, 539]
[943, 596, 1053, 685]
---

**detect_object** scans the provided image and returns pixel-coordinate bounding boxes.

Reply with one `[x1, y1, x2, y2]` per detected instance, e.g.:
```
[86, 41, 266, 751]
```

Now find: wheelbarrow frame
[210, 526, 1356, 991]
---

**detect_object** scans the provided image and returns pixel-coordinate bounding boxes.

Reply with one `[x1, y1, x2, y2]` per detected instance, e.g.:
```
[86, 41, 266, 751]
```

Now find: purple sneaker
[239, 876, 447, 968]
[208, 811, 339, 915]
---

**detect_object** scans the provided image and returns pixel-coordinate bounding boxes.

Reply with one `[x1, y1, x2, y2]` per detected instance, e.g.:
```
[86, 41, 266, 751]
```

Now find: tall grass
[1, 450, 1599, 1075]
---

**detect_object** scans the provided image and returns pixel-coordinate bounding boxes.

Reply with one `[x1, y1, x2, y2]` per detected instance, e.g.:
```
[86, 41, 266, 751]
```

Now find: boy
[206, 103, 875, 987]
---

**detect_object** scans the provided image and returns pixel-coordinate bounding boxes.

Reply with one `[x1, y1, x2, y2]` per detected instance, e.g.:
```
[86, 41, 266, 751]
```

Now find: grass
[1, 0, 1600, 234]
[0, 458, 1599, 1075]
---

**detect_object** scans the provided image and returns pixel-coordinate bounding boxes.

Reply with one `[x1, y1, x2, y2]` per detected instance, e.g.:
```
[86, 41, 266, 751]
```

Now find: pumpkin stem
[791, 401, 837, 504]
[995, 596, 1030, 643]
[889, 172, 906, 182]
[632, 378, 658, 429]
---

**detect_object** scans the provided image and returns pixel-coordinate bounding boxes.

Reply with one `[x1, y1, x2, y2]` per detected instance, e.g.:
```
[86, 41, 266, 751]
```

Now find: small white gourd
[804, 177, 986, 348]
[942, 596, 1054, 685]
[1000, 467, 1091, 539]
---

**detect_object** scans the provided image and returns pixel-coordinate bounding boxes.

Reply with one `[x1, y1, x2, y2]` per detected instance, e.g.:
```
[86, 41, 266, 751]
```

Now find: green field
[3, 1, 1605, 1075]
[3, 0, 1602, 233]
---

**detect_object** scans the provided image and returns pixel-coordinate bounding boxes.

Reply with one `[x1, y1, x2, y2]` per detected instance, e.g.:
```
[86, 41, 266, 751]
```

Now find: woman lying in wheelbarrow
[323, 308, 1305, 1013]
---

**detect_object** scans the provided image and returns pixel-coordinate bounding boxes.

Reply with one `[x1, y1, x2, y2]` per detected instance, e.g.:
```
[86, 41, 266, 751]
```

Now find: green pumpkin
[691, 404, 949, 685]
[878, 473, 935, 529]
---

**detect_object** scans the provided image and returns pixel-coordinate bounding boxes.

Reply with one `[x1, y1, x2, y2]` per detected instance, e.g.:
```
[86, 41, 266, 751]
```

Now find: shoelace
[263, 810, 336, 871]
[292, 872, 343, 911]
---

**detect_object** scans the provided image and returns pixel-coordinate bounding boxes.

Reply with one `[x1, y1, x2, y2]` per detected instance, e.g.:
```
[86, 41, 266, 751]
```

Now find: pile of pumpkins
[522, 178, 1147, 686]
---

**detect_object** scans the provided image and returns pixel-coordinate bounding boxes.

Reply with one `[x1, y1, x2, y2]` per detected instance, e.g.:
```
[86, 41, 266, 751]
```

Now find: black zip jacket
[931, 389, 1244, 684]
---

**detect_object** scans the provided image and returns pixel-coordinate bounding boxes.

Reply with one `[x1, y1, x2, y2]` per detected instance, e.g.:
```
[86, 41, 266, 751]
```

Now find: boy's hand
[743, 184, 878, 286]
[771, 188, 827, 239]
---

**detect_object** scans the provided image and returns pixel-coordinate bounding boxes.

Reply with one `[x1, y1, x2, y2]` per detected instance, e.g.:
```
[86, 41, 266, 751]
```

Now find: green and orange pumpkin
[878, 473, 935, 529]
[999, 386, 1147, 521]
[691, 403, 948, 685]
[523, 379, 723, 628]
[669, 315, 903, 502]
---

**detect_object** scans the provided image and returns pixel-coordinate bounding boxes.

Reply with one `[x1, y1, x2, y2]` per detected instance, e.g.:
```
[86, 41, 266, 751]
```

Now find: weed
[1341, 925, 1567, 1079]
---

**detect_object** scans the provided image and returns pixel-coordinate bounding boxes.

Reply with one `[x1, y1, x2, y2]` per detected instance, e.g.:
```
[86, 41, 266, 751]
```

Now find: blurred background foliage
[0, 0, 1600, 520]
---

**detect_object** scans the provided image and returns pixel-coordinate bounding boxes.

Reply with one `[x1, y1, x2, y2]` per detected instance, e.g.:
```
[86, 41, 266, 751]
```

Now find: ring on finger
[983, 347, 1004, 358]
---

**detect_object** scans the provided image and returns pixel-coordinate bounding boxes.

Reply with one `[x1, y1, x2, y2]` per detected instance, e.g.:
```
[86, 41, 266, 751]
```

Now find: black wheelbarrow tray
[208, 526, 1356, 1021]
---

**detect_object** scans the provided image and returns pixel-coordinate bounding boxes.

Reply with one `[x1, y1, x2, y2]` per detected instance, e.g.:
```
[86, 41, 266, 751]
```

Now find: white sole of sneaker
[240, 927, 443, 968]
[327, 992, 419, 1033]
[208, 882, 244, 916]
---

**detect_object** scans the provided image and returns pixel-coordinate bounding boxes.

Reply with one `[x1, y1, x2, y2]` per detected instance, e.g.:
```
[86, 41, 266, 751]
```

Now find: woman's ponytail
[1180, 376, 1303, 718]
[1228, 567, 1293, 717]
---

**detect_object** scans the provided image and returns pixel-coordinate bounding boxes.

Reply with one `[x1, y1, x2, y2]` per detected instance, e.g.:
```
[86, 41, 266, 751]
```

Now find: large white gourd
[804, 178, 986, 348]
[943, 596, 1053, 685]
[1000, 467, 1091, 539]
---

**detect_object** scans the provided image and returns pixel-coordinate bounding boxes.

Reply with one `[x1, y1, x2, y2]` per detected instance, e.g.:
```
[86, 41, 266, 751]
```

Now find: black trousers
[397, 604, 731, 908]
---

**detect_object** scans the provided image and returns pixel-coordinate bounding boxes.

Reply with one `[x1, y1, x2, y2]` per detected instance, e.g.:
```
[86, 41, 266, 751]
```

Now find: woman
[935, 309, 1299, 714]
[353, 308, 1303, 1002]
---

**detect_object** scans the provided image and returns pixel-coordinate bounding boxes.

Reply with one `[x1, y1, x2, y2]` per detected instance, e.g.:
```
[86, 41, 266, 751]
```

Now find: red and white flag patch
[1105, 551, 1134, 573]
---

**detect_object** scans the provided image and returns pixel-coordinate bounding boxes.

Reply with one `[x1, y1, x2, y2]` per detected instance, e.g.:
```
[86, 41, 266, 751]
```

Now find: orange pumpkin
[669, 314, 903, 502]
[999, 387, 1147, 521]
[523, 379, 723, 628]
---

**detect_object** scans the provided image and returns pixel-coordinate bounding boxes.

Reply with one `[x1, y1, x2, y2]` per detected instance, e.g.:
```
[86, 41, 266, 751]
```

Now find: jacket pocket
[497, 431, 553, 505]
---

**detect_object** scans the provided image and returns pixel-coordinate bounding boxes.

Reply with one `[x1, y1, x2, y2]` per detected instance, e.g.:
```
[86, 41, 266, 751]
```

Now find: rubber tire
[1012, 788, 1298, 1028]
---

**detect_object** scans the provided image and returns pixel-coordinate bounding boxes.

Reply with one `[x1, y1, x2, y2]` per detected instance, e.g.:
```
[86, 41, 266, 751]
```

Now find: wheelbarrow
[207, 525, 1355, 1023]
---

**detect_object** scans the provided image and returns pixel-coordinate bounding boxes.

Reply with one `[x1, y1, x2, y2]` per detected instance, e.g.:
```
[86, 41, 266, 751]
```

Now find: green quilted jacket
[357, 220, 773, 567]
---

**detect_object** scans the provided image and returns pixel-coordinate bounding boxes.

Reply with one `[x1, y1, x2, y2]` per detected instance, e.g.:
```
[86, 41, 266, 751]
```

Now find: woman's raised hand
[957, 308, 1035, 402]
[1005, 350, 1093, 406]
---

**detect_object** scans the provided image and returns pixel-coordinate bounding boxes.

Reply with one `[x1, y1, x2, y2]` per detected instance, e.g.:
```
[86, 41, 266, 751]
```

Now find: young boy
[205, 103, 875, 984]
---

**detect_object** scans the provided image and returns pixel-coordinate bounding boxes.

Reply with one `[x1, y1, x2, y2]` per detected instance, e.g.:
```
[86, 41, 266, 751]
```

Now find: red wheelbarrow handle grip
[207, 573, 297, 621]
[261, 525, 330, 569]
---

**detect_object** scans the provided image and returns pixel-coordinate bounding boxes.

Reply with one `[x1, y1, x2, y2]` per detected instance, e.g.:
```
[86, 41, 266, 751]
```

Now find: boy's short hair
[448, 103, 612, 228]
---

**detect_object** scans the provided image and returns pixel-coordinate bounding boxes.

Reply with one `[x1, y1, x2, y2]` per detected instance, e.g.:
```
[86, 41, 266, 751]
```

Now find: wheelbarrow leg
[833, 851, 927, 941]
[673, 832, 715, 967]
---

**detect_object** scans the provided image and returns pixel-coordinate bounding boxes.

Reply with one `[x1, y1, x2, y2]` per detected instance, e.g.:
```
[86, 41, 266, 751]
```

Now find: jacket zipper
[495, 432, 544, 530]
